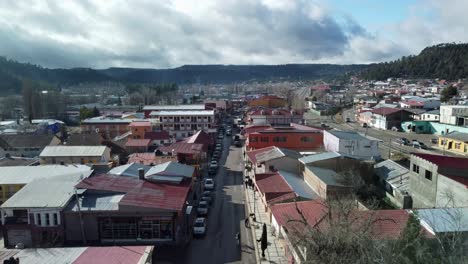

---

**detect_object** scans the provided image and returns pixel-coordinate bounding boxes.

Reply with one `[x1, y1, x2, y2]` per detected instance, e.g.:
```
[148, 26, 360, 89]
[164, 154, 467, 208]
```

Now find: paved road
[155, 135, 255, 264]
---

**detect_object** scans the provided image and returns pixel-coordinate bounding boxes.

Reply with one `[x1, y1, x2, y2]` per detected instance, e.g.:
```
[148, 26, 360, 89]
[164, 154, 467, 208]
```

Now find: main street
[155, 134, 255, 264]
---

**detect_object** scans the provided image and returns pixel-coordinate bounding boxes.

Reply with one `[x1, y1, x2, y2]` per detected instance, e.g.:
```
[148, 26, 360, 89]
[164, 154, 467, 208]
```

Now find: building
[246, 108, 303, 126]
[0, 134, 61, 158]
[145, 131, 172, 147]
[64, 132, 103, 146]
[64, 174, 193, 245]
[81, 117, 133, 139]
[245, 123, 323, 151]
[438, 131, 468, 155]
[149, 110, 215, 139]
[416, 207, 468, 237]
[253, 172, 297, 212]
[157, 142, 205, 167]
[247, 95, 286, 108]
[400, 97, 440, 110]
[128, 152, 178, 166]
[0, 156, 40, 167]
[142, 104, 206, 118]
[302, 166, 352, 199]
[246, 146, 302, 174]
[409, 153, 468, 208]
[374, 159, 412, 209]
[418, 110, 440, 122]
[108, 163, 152, 177]
[0, 246, 153, 264]
[39, 146, 111, 165]
[129, 121, 152, 139]
[145, 161, 196, 183]
[0, 165, 92, 204]
[125, 138, 151, 153]
[370, 108, 412, 130]
[1, 170, 93, 248]
[439, 105, 468, 126]
[323, 130, 380, 160]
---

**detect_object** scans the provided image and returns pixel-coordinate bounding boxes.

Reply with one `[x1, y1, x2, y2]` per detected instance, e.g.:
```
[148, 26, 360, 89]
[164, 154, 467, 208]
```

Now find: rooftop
[128, 121, 151, 127]
[441, 131, 468, 142]
[374, 159, 410, 192]
[254, 173, 296, 204]
[40, 146, 108, 157]
[81, 117, 134, 124]
[145, 161, 194, 179]
[67, 193, 124, 211]
[0, 134, 56, 148]
[371, 107, 403, 116]
[125, 138, 152, 147]
[416, 207, 468, 234]
[246, 146, 276, 164]
[277, 170, 318, 199]
[305, 166, 347, 186]
[327, 130, 374, 141]
[0, 156, 40, 167]
[76, 174, 191, 211]
[143, 104, 206, 111]
[144, 131, 171, 140]
[0, 165, 92, 185]
[108, 163, 152, 177]
[149, 110, 214, 116]
[158, 142, 204, 155]
[256, 147, 302, 163]
[298, 152, 341, 165]
[128, 153, 178, 166]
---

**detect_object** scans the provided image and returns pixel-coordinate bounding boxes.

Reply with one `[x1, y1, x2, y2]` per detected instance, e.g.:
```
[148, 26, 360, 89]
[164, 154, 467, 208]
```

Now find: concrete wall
[303, 166, 328, 199]
[409, 156, 439, 208]
[436, 175, 468, 207]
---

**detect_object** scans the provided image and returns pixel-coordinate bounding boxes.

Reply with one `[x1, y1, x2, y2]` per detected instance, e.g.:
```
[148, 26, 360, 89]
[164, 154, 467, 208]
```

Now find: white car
[193, 217, 207, 236]
[197, 201, 209, 216]
[204, 178, 215, 190]
[209, 161, 218, 169]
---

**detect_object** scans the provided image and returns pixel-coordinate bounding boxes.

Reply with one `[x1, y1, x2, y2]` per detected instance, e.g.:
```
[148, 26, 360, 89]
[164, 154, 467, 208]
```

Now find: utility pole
[74, 188, 87, 245]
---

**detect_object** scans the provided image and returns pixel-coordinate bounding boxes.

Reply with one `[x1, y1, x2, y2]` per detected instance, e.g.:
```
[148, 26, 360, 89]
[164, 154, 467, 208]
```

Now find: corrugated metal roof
[256, 147, 301, 163]
[277, 170, 318, 199]
[246, 146, 275, 164]
[305, 166, 345, 186]
[441, 131, 468, 142]
[143, 104, 205, 111]
[40, 146, 108, 157]
[298, 152, 341, 164]
[416, 208, 468, 234]
[150, 110, 214, 116]
[67, 193, 124, 211]
[12, 247, 87, 264]
[327, 130, 371, 141]
[255, 173, 296, 204]
[0, 165, 92, 185]
[374, 160, 410, 192]
[108, 163, 152, 177]
[145, 161, 194, 178]
[1, 170, 93, 208]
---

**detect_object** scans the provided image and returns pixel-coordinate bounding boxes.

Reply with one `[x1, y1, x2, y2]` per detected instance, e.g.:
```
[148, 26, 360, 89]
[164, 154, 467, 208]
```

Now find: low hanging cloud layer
[0, 0, 466, 68]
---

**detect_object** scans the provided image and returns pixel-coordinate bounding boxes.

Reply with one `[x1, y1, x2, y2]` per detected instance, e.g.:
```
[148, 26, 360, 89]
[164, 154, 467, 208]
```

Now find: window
[273, 136, 287, 142]
[45, 213, 50, 226]
[250, 137, 258, 142]
[36, 213, 42, 226]
[300, 137, 313, 143]
[425, 170, 433, 181]
[412, 164, 419, 173]
[260, 137, 269, 142]
[455, 143, 461, 149]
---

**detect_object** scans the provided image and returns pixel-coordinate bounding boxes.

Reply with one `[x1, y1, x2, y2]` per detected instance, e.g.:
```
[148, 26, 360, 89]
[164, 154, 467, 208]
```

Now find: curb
[243, 175, 262, 264]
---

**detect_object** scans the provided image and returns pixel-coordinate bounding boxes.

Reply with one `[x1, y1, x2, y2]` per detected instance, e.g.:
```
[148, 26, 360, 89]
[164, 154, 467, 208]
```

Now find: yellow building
[438, 131, 468, 155]
[0, 165, 92, 204]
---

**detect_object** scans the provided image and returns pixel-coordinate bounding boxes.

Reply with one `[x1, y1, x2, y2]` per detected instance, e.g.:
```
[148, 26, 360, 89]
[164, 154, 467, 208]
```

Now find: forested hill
[361, 43, 468, 80]
[0, 57, 366, 95]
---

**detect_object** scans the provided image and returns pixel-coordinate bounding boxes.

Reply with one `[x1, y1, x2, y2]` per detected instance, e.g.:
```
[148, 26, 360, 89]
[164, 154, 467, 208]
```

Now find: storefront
[99, 216, 174, 242]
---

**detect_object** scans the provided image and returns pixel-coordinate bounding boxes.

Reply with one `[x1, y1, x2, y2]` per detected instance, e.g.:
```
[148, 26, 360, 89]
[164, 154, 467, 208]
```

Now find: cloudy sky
[0, 0, 467, 69]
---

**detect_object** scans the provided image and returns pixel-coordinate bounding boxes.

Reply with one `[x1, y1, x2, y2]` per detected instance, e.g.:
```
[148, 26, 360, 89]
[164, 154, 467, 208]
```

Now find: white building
[418, 110, 440, 122]
[439, 105, 468, 126]
[149, 110, 216, 139]
[323, 130, 380, 160]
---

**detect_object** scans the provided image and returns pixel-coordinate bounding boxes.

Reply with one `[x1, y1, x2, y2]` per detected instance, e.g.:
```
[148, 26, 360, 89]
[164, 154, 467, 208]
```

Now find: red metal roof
[157, 142, 204, 155]
[144, 131, 171, 140]
[125, 138, 151, 147]
[242, 125, 272, 135]
[255, 172, 296, 204]
[76, 174, 191, 211]
[246, 146, 275, 164]
[249, 108, 301, 116]
[183, 130, 214, 146]
[73, 246, 150, 264]
[371, 107, 403, 116]
[271, 201, 427, 240]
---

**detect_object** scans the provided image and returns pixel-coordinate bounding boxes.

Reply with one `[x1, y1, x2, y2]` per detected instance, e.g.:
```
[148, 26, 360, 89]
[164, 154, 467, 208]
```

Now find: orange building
[129, 121, 152, 139]
[247, 95, 287, 108]
[245, 123, 323, 151]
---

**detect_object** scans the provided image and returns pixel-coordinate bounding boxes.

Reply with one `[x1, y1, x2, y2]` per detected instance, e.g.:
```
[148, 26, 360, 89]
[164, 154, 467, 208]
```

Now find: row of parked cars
[395, 138, 429, 149]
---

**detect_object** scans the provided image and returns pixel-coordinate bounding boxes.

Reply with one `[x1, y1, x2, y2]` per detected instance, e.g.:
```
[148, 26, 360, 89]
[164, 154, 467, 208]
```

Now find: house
[418, 110, 440, 122]
[370, 108, 412, 130]
[182, 130, 214, 152]
[108, 163, 152, 177]
[247, 147, 302, 174]
[400, 97, 440, 110]
[409, 153, 468, 208]
[64, 132, 103, 146]
[253, 172, 297, 212]
[247, 95, 287, 108]
[0, 134, 61, 158]
[245, 123, 323, 151]
[157, 142, 205, 167]
[302, 166, 352, 199]
[142, 104, 207, 118]
[0, 246, 153, 264]
[128, 121, 152, 139]
[439, 105, 468, 126]
[149, 110, 216, 139]
[323, 130, 380, 160]
[80, 117, 134, 139]
[270, 200, 426, 264]
[128, 152, 178, 166]
[1, 170, 93, 248]
[374, 159, 412, 208]
[64, 174, 193, 245]
[144, 131, 172, 147]
[246, 108, 303, 126]
[0, 165, 92, 204]
[125, 138, 151, 153]
[145, 161, 196, 183]
[39, 146, 111, 165]
[438, 131, 468, 155]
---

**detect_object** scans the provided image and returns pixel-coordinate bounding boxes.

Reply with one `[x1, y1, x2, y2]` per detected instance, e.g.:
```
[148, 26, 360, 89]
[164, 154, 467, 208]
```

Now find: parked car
[204, 178, 215, 190]
[226, 130, 232, 136]
[396, 138, 410, 145]
[208, 168, 217, 177]
[362, 123, 368, 128]
[212, 151, 220, 160]
[217, 134, 224, 140]
[201, 192, 213, 205]
[197, 202, 209, 216]
[193, 217, 207, 237]
[411, 141, 428, 149]
[209, 161, 218, 170]
[234, 140, 242, 147]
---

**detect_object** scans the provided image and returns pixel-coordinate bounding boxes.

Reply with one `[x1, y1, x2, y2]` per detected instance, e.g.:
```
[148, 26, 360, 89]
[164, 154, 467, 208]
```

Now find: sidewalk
[244, 182, 288, 264]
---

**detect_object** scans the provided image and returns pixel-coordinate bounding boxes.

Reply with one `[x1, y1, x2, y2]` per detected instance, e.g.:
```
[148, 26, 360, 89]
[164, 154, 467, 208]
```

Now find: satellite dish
[95, 128, 100, 133]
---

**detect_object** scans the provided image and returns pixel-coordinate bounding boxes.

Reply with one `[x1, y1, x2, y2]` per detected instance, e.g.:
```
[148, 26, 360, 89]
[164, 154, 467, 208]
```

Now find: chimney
[138, 168, 145, 180]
